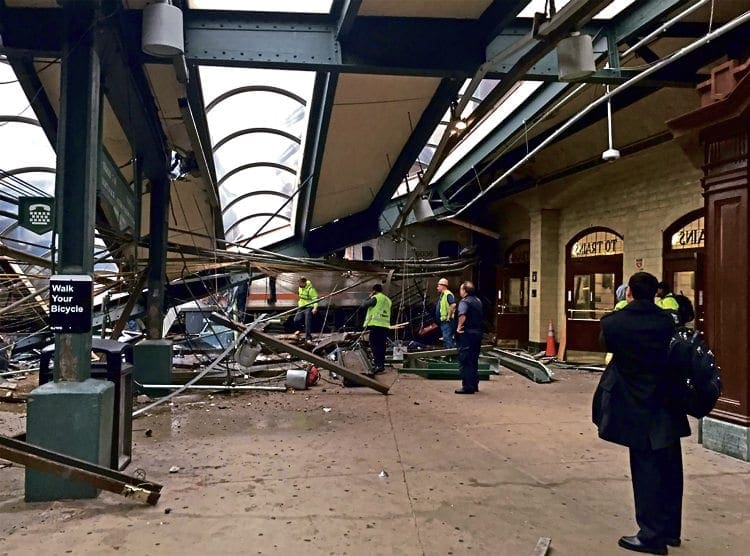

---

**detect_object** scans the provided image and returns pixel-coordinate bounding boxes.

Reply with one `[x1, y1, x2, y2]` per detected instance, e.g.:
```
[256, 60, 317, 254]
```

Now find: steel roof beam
[296, 72, 338, 241]
[185, 64, 224, 241]
[335, 0, 362, 41]
[426, 0, 701, 200]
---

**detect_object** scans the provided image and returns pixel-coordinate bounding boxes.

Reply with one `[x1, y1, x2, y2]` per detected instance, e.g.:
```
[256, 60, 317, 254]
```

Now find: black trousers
[457, 331, 481, 392]
[367, 326, 387, 370]
[629, 440, 683, 543]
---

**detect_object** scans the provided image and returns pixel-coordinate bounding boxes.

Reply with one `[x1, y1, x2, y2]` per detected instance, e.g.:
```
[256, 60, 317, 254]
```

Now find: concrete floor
[1, 367, 748, 555]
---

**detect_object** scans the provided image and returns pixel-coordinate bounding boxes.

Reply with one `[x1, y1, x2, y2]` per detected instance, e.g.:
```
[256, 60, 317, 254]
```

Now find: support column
[528, 209, 560, 350]
[134, 174, 172, 394]
[25, 5, 114, 501]
[668, 59, 750, 460]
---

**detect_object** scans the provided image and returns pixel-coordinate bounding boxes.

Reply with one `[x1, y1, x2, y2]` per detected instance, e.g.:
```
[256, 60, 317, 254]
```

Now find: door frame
[565, 227, 624, 352]
[663, 208, 705, 329]
[496, 240, 530, 343]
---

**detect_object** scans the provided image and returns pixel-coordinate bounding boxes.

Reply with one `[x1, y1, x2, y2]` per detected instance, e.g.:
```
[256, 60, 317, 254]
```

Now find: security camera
[602, 148, 621, 162]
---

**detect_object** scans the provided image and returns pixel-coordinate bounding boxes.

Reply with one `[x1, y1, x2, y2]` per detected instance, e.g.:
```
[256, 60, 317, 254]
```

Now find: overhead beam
[97, 11, 168, 184]
[427, 0, 709, 200]
[439, 22, 750, 213]
[336, 0, 362, 41]
[296, 72, 338, 241]
[185, 64, 224, 242]
[467, 0, 611, 128]
[369, 78, 464, 212]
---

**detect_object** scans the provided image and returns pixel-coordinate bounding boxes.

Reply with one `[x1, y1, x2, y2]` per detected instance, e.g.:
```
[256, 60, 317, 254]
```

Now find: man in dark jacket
[455, 281, 483, 394]
[593, 272, 690, 555]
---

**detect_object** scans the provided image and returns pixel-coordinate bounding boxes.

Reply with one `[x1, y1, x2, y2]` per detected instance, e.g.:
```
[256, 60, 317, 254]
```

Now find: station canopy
[0, 0, 747, 265]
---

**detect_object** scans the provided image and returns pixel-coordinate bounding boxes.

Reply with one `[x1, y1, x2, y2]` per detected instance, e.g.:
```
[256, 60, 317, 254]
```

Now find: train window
[362, 245, 374, 260]
[438, 241, 461, 258]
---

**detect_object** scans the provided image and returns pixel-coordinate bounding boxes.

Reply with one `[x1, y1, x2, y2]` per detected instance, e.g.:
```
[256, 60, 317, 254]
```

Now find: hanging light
[556, 32, 596, 82]
[142, 0, 184, 57]
[602, 85, 621, 162]
[450, 100, 468, 132]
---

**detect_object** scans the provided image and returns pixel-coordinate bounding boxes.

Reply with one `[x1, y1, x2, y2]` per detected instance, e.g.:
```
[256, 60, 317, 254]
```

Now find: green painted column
[25, 4, 114, 502]
[134, 164, 173, 393]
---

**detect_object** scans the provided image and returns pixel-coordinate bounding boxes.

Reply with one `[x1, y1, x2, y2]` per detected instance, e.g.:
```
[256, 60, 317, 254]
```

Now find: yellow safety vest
[298, 280, 318, 309]
[656, 294, 679, 312]
[364, 292, 391, 328]
[439, 289, 454, 321]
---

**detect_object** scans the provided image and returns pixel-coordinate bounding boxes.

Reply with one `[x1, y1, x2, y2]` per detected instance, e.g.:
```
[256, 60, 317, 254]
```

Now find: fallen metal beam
[0, 434, 162, 505]
[250, 329, 389, 395]
[489, 349, 553, 383]
[211, 313, 389, 394]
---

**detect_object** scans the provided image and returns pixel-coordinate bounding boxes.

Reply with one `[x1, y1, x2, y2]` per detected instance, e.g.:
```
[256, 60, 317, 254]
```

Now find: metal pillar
[25, 4, 114, 501]
[146, 175, 170, 340]
[135, 171, 173, 393]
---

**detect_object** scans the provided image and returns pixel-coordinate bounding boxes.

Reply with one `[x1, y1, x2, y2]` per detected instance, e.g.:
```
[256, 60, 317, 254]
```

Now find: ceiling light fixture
[602, 85, 621, 162]
[556, 32, 596, 82]
[142, 0, 184, 58]
[450, 100, 468, 132]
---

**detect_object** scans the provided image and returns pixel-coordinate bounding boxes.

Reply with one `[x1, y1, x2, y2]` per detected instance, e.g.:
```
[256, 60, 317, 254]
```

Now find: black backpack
[672, 294, 695, 325]
[667, 328, 722, 418]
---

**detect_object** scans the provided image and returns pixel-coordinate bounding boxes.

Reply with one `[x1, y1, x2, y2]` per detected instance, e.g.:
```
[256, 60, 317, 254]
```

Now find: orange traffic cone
[545, 320, 557, 357]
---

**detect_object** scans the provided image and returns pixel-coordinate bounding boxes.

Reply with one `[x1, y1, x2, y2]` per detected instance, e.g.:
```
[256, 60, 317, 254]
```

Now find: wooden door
[565, 256, 623, 351]
[496, 266, 529, 343]
[663, 253, 704, 330]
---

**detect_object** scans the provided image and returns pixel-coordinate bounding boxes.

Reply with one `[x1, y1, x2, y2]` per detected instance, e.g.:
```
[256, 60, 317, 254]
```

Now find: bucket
[285, 369, 308, 390]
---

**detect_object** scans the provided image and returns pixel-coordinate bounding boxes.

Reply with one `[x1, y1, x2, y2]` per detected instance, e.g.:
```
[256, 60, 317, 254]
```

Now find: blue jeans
[440, 321, 455, 349]
[294, 308, 313, 339]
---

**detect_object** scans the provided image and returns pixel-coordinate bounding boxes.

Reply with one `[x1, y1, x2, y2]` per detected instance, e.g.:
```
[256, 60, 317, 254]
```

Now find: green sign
[99, 149, 136, 232]
[18, 196, 55, 235]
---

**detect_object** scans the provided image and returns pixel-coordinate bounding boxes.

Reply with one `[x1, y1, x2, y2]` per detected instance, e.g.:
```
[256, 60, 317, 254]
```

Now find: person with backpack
[593, 272, 690, 555]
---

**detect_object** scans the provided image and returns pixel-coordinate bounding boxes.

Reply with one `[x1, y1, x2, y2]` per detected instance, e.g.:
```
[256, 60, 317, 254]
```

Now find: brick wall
[502, 141, 703, 343]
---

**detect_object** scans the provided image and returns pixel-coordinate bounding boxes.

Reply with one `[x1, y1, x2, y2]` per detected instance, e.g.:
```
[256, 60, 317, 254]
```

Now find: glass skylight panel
[199, 66, 315, 247]
[433, 81, 543, 183]
[518, 0, 638, 20]
[188, 0, 334, 14]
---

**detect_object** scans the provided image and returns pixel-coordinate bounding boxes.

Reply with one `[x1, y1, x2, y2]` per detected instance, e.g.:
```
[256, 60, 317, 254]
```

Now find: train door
[496, 240, 529, 344]
[663, 209, 704, 329]
[565, 228, 623, 352]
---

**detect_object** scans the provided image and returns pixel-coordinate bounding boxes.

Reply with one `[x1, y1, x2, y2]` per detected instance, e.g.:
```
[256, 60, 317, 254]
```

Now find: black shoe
[618, 536, 667, 555]
[374, 367, 385, 374]
[454, 389, 476, 394]
[664, 538, 680, 547]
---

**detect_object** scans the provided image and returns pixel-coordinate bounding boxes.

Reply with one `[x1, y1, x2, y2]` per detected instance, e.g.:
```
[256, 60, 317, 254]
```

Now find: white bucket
[285, 369, 308, 390]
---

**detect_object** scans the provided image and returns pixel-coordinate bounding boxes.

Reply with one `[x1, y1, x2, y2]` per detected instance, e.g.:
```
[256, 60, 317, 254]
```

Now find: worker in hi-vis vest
[362, 283, 392, 374]
[294, 277, 318, 341]
[655, 281, 680, 324]
[435, 277, 457, 348]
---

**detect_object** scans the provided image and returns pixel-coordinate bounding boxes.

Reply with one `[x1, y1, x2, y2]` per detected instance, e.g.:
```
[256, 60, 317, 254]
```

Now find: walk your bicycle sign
[18, 196, 55, 235]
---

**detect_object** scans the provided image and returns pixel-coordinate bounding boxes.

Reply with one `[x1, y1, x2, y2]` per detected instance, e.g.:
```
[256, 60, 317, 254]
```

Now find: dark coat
[593, 299, 690, 450]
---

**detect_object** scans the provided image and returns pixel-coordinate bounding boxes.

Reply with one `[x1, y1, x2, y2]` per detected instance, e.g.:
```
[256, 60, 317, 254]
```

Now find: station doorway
[496, 240, 529, 345]
[565, 228, 623, 352]
[663, 209, 704, 329]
